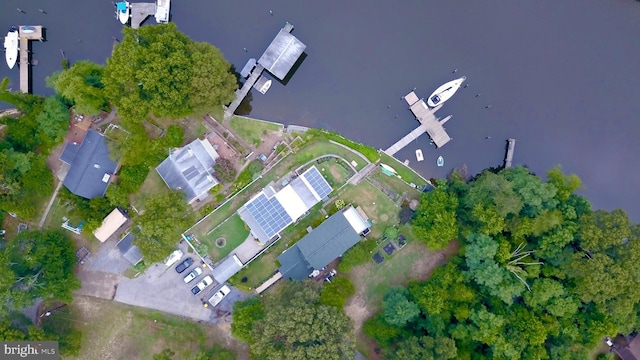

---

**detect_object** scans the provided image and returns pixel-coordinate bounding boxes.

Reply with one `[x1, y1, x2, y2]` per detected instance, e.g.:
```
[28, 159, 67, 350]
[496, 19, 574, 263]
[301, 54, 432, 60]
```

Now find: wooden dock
[224, 64, 265, 121]
[383, 91, 453, 156]
[18, 26, 44, 93]
[130, 3, 156, 29]
[504, 138, 516, 168]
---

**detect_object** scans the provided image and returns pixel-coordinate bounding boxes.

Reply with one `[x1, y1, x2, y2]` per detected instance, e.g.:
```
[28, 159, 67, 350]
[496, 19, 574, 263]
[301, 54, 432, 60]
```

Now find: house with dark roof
[238, 166, 333, 245]
[610, 334, 640, 360]
[116, 232, 143, 266]
[156, 138, 220, 204]
[277, 205, 370, 280]
[59, 130, 118, 199]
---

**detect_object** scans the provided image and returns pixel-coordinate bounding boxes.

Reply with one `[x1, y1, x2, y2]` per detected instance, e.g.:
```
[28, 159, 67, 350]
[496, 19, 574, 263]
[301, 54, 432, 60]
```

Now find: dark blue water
[2, 0, 640, 221]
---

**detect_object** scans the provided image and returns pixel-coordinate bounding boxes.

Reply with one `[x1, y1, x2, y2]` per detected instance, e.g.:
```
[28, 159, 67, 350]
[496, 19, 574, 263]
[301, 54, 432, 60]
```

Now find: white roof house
[237, 166, 333, 245]
[156, 138, 220, 204]
[94, 208, 128, 242]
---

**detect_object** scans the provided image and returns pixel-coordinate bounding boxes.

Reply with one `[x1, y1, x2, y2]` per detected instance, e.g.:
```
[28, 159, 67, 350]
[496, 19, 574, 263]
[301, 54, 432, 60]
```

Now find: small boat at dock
[380, 163, 398, 176]
[415, 149, 424, 162]
[427, 76, 466, 108]
[21, 26, 36, 34]
[4, 27, 19, 69]
[116, 2, 130, 25]
[155, 0, 171, 24]
[437, 156, 444, 167]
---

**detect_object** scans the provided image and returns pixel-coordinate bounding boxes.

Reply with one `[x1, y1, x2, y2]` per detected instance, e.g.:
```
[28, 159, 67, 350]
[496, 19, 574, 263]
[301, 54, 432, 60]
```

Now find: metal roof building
[116, 232, 143, 266]
[93, 208, 128, 242]
[156, 138, 220, 204]
[238, 166, 332, 245]
[258, 27, 306, 80]
[278, 206, 369, 280]
[60, 130, 117, 199]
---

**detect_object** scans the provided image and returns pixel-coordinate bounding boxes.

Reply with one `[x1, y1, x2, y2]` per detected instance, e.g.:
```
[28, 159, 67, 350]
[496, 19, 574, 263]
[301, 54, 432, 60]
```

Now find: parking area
[112, 253, 249, 323]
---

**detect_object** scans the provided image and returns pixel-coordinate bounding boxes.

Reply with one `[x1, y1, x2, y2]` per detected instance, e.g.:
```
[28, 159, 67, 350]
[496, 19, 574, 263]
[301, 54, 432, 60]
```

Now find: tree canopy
[46, 60, 108, 115]
[103, 23, 237, 122]
[365, 165, 639, 359]
[233, 281, 355, 360]
[133, 190, 194, 263]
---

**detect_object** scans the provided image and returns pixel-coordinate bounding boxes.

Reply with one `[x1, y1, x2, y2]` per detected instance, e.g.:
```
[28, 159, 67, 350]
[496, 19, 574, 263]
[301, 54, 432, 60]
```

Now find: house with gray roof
[156, 138, 220, 204]
[116, 232, 143, 266]
[59, 130, 118, 199]
[278, 205, 370, 280]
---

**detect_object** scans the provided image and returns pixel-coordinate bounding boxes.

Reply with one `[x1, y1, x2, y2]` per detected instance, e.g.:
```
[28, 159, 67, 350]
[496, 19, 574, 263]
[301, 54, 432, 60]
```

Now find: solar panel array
[303, 167, 333, 199]
[245, 193, 293, 238]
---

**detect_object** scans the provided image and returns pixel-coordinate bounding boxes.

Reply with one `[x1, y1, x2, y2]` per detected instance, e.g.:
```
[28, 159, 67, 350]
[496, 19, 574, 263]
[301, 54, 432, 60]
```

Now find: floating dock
[18, 26, 44, 93]
[130, 3, 157, 29]
[383, 91, 454, 156]
[504, 138, 516, 168]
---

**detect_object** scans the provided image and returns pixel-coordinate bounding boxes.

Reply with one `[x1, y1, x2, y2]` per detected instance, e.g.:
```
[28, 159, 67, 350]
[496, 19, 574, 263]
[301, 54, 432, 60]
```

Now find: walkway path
[38, 179, 64, 229]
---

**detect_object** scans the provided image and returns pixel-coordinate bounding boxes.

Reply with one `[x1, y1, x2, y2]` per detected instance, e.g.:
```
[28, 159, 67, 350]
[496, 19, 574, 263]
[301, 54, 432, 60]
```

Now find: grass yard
[339, 182, 399, 238]
[229, 116, 282, 147]
[130, 170, 169, 212]
[61, 296, 247, 360]
[369, 168, 422, 202]
[380, 152, 428, 188]
[202, 214, 250, 263]
[316, 159, 352, 189]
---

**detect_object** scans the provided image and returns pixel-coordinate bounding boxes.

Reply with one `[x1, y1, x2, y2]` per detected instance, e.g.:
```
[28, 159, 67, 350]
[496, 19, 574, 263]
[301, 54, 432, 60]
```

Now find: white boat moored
[155, 0, 171, 24]
[427, 76, 466, 108]
[4, 27, 19, 69]
[116, 2, 130, 25]
[415, 149, 424, 162]
[437, 156, 444, 167]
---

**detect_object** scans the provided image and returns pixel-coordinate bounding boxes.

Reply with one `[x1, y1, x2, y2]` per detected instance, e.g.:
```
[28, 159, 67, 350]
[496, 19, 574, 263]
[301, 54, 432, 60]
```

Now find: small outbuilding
[116, 232, 143, 266]
[93, 208, 128, 242]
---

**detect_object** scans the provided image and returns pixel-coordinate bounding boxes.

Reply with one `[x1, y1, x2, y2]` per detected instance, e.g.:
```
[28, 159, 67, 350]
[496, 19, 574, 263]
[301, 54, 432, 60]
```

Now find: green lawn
[61, 296, 245, 360]
[129, 170, 170, 212]
[229, 116, 282, 147]
[369, 168, 422, 202]
[316, 159, 352, 189]
[202, 214, 250, 263]
[339, 182, 399, 238]
[380, 152, 428, 188]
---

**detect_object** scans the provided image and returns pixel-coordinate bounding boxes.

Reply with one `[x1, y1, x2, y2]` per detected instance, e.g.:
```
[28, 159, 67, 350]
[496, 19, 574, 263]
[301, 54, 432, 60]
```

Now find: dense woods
[363, 166, 638, 359]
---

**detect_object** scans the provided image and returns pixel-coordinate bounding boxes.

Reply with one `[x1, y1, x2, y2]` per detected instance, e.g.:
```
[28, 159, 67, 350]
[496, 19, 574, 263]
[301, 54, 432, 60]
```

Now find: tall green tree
[103, 24, 237, 122]
[34, 96, 70, 143]
[134, 190, 194, 263]
[47, 60, 108, 115]
[412, 185, 458, 250]
[249, 282, 355, 360]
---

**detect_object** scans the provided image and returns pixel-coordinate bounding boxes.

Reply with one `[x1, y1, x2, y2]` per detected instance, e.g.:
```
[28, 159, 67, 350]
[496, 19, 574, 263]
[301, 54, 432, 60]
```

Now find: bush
[320, 277, 355, 308]
[363, 313, 402, 348]
[231, 297, 264, 343]
[213, 157, 237, 183]
[337, 240, 377, 272]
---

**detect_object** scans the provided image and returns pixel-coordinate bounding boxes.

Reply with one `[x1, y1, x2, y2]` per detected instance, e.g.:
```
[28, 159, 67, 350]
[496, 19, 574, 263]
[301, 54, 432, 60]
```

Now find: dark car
[175, 257, 194, 273]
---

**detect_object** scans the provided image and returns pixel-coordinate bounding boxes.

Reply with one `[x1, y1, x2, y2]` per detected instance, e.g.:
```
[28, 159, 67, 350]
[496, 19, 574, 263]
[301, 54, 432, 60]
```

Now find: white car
[207, 285, 231, 307]
[183, 267, 203, 284]
[164, 249, 183, 267]
[191, 276, 214, 295]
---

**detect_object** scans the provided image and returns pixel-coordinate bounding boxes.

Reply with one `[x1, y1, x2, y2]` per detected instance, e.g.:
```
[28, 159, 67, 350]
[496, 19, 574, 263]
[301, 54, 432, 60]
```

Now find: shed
[94, 208, 128, 242]
[116, 232, 143, 266]
[257, 28, 306, 80]
[211, 254, 243, 284]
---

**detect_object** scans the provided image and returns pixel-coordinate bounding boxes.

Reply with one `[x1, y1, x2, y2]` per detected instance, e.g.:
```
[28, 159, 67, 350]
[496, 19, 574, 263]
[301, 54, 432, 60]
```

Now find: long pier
[504, 138, 516, 168]
[383, 91, 453, 156]
[18, 26, 44, 93]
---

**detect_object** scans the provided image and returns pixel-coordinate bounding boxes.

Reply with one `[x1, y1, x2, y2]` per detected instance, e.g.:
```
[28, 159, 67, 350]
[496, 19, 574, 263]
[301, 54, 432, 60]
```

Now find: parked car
[175, 257, 194, 273]
[164, 249, 183, 267]
[207, 285, 231, 307]
[191, 276, 214, 295]
[183, 267, 203, 284]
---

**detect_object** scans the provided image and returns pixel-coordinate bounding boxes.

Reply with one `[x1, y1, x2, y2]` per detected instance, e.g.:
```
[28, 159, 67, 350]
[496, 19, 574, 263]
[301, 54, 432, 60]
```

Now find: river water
[1, 0, 639, 220]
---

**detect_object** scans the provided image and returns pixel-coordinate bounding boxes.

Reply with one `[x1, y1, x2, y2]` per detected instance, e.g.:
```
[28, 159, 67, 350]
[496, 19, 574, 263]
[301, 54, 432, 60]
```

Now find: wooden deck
[504, 138, 516, 168]
[224, 64, 265, 121]
[384, 91, 453, 156]
[130, 3, 157, 29]
[18, 26, 44, 93]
